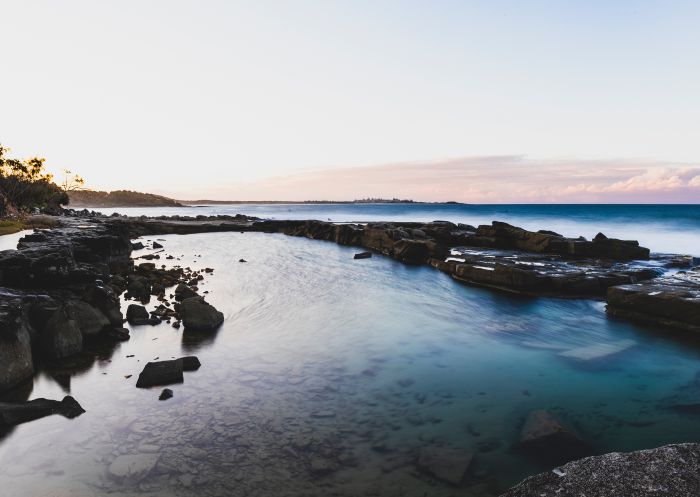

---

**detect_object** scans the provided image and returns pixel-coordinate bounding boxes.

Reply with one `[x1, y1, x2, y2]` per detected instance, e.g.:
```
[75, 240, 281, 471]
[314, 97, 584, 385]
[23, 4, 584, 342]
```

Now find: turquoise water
[93, 203, 700, 255]
[2, 230, 700, 496]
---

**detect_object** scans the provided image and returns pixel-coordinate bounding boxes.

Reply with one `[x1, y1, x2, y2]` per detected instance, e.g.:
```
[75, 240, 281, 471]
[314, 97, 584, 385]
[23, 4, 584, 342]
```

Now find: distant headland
[68, 190, 462, 207]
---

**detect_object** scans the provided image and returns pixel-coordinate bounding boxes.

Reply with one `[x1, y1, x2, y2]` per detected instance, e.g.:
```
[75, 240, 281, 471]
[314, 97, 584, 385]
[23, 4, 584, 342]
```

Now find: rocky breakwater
[607, 265, 700, 332]
[263, 219, 666, 298]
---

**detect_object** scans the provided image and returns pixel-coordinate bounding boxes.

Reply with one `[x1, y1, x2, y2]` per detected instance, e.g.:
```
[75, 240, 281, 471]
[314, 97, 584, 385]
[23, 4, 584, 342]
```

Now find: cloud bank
[172, 156, 700, 203]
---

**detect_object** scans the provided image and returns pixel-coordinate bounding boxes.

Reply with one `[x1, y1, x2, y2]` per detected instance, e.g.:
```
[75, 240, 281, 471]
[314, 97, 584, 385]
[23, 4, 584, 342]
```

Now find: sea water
[91, 203, 700, 256]
[1, 206, 700, 496]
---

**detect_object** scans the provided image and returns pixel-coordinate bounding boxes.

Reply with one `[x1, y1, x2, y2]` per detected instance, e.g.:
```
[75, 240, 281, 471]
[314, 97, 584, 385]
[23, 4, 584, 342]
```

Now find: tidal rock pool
[2, 231, 700, 496]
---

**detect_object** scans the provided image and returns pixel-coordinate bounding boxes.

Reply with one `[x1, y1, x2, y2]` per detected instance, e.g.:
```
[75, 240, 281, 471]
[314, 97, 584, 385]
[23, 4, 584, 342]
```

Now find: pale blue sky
[1, 1, 698, 201]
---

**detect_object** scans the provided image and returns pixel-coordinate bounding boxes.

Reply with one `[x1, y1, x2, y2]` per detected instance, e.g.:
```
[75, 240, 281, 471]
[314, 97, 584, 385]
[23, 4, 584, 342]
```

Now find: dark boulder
[178, 297, 224, 331]
[83, 283, 123, 327]
[174, 283, 198, 301]
[159, 388, 173, 400]
[353, 252, 372, 260]
[0, 395, 85, 427]
[126, 276, 151, 301]
[181, 356, 201, 371]
[65, 300, 110, 338]
[125, 304, 159, 325]
[131, 241, 145, 250]
[152, 241, 163, 249]
[136, 360, 183, 388]
[0, 298, 35, 392]
[40, 307, 83, 360]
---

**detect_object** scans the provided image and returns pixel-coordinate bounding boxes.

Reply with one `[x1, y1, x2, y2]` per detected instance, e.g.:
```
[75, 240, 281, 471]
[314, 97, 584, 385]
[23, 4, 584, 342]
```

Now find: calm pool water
[2, 231, 700, 496]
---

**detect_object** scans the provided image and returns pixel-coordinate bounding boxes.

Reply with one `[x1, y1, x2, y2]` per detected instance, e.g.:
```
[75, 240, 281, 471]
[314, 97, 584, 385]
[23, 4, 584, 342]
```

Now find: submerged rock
[417, 447, 473, 485]
[518, 410, 592, 466]
[501, 443, 700, 497]
[0, 395, 85, 427]
[558, 339, 636, 363]
[353, 251, 372, 259]
[108, 453, 160, 483]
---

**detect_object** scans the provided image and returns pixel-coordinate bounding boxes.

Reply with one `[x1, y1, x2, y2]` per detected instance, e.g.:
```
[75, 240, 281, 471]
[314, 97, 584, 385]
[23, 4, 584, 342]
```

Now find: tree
[0, 145, 71, 216]
[62, 169, 85, 191]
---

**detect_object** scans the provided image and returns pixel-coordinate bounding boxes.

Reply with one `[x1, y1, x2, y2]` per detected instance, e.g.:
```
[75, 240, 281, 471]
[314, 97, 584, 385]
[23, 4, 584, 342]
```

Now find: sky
[1, 0, 699, 202]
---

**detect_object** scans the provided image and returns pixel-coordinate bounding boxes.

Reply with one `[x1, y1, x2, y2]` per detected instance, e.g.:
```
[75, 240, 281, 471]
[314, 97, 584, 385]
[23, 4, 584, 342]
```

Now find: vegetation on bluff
[0, 145, 69, 218]
[68, 190, 183, 208]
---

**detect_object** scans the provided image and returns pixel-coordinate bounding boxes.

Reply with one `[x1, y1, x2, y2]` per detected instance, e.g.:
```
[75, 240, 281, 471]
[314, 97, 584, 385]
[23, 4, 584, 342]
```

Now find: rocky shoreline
[1, 211, 699, 494]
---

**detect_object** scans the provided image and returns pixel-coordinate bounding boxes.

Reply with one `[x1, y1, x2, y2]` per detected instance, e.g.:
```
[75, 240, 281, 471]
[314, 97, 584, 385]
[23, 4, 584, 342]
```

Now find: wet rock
[126, 276, 151, 301]
[181, 356, 201, 371]
[417, 447, 473, 485]
[136, 360, 184, 388]
[65, 300, 110, 338]
[518, 410, 592, 466]
[131, 241, 145, 250]
[108, 453, 160, 484]
[392, 239, 433, 265]
[174, 283, 198, 301]
[354, 252, 372, 259]
[178, 297, 224, 331]
[0, 395, 85, 427]
[607, 271, 700, 332]
[501, 443, 700, 497]
[82, 283, 124, 327]
[40, 307, 83, 359]
[125, 304, 159, 325]
[159, 388, 173, 401]
[0, 298, 34, 391]
[152, 241, 163, 249]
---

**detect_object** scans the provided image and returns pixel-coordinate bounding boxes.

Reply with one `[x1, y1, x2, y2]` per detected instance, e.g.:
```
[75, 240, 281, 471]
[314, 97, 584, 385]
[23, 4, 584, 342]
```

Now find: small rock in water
[181, 356, 201, 371]
[311, 410, 336, 418]
[239, 258, 247, 263]
[159, 388, 173, 401]
[417, 447, 473, 485]
[518, 409, 592, 465]
[354, 251, 372, 259]
[153, 241, 163, 249]
[108, 454, 160, 483]
[136, 360, 184, 388]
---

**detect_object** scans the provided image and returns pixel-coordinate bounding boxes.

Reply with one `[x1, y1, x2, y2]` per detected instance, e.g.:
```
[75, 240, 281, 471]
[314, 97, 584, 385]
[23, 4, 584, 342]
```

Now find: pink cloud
[171, 156, 700, 203]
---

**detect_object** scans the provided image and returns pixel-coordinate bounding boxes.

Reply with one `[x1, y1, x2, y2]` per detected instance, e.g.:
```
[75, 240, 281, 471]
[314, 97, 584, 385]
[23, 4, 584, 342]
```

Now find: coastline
[1, 211, 699, 495]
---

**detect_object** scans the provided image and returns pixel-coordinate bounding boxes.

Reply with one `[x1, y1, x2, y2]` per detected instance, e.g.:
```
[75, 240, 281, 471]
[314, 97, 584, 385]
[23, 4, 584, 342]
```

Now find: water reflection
[1, 232, 700, 496]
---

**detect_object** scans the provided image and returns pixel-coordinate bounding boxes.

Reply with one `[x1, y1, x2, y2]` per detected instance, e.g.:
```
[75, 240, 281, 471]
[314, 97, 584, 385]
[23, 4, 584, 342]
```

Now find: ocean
[92, 203, 700, 256]
[1, 204, 700, 496]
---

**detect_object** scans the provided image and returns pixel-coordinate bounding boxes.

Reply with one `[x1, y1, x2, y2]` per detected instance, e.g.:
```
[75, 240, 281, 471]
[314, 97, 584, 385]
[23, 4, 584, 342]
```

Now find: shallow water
[92, 203, 700, 256]
[3, 231, 700, 496]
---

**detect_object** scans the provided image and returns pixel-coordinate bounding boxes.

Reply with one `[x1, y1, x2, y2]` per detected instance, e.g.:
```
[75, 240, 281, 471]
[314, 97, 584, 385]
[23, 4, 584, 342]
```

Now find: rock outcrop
[501, 443, 700, 497]
[607, 269, 700, 332]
